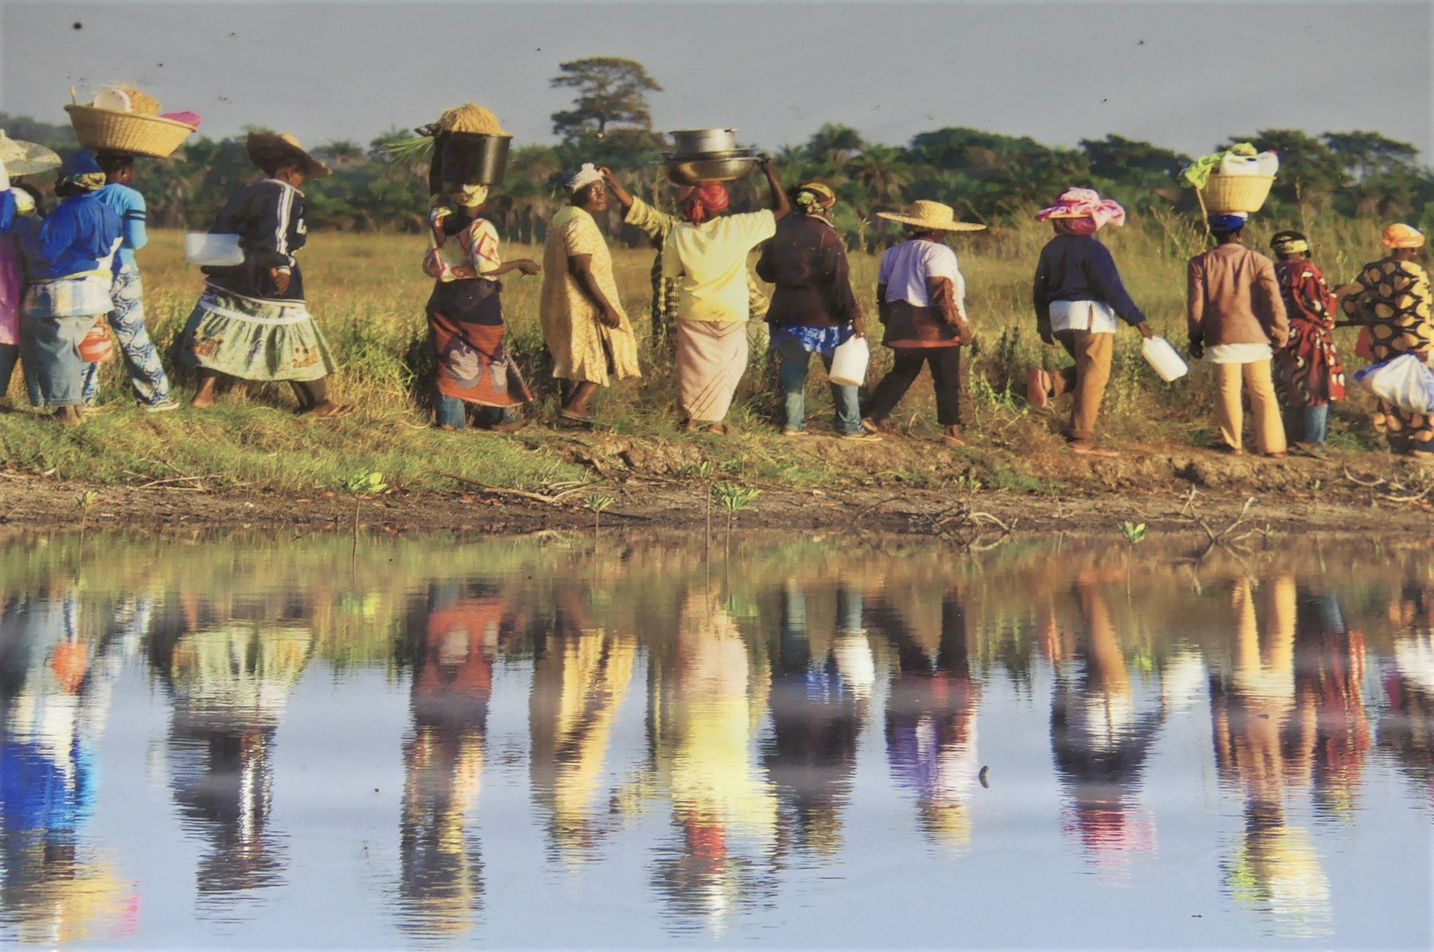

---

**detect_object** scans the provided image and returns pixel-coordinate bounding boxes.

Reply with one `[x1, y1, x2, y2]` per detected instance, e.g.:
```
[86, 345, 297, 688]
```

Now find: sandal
[307, 402, 352, 419]
[559, 408, 596, 425]
[1071, 442, 1120, 458]
[704, 423, 728, 436]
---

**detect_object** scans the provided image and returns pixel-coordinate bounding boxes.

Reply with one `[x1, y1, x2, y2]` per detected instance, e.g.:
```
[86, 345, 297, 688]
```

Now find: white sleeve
[924, 244, 961, 284]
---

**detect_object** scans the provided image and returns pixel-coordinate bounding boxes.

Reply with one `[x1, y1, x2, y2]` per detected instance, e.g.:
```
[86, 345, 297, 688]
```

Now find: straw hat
[877, 200, 986, 232]
[246, 132, 332, 179]
[0, 130, 62, 176]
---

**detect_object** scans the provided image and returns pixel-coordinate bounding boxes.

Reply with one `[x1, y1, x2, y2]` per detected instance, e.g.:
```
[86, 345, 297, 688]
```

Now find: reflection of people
[1209, 576, 1331, 936]
[1291, 591, 1368, 819]
[1380, 583, 1434, 811]
[1048, 573, 1160, 872]
[397, 582, 509, 938]
[763, 584, 863, 858]
[0, 593, 137, 943]
[528, 585, 636, 866]
[151, 608, 312, 901]
[874, 589, 981, 850]
[650, 589, 777, 929]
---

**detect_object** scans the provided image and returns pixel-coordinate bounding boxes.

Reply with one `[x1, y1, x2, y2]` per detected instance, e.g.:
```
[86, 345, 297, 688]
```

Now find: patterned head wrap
[682, 182, 730, 224]
[795, 182, 836, 216]
[1036, 187, 1126, 231]
[1208, 213, 1248, 235]
[1270, 231, 1310, 257]
[564, 163, 603, 196]
[1053, 217, 1099, 237]
[58, 150, 106, 193]
[1382, 223, 1426, 249]
[448, 183, 489, 208]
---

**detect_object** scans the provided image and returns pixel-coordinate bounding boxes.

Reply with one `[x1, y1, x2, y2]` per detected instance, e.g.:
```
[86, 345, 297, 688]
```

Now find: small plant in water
[341, 471, 389, 495]
[1119, 521, 1147, 544]
[585, 493, 616, 531]
[713, 484, 761, 533]
[76, 490, 98, 526]
[956, 473, 983, 495]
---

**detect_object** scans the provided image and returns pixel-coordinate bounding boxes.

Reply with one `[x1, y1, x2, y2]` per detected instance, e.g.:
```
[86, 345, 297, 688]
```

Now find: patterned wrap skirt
[427, 278, 531, 408]
[179, 285, 337, 382]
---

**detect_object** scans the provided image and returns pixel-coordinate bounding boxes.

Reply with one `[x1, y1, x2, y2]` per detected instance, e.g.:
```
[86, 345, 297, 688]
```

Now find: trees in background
[3, 98, 1431, 248]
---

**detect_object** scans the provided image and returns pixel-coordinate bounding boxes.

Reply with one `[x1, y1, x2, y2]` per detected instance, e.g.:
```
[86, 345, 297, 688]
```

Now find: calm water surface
[0, 532, 1430, 949]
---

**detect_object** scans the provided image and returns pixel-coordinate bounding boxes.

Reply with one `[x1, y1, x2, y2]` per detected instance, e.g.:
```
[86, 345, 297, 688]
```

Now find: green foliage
[1119, 521, 1148, 544]
[549, 57, 663, 141]
[340, 471, 389, 495]
[713, 484, 761, 512]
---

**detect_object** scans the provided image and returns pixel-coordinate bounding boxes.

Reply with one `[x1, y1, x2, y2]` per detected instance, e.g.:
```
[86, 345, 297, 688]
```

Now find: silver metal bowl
[670, 128, 738, 154]
[662, 153, 760, 185]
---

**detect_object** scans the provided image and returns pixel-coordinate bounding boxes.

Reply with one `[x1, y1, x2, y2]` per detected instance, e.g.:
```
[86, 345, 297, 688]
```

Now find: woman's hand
[1135, 321, 1155, 340]
[513, 259, 540, 277]
[269, 268, 291, 296]
[851, 319, 867, 339]
[599, 305, 623, 329]
[1188, 338, 1205, 360]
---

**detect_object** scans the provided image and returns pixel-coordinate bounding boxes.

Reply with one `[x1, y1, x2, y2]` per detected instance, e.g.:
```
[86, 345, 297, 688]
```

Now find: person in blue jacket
[6, 151, 121, 424]
[81, 151, 176, 411]
[1028, 188, 1153, 458]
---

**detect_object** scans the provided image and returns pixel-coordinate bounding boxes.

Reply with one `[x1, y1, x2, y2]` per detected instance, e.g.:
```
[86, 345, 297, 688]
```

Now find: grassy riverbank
[0, 217, 1403, 500]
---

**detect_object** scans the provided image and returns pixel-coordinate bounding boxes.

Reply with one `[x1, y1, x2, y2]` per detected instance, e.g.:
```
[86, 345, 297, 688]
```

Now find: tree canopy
[549, 57, 663, 142]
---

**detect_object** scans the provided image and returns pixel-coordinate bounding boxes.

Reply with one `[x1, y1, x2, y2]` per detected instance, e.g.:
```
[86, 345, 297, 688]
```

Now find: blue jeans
[776, 337, 860, 435]
[435, 388, 516, 429]
[1303, 404, 1328, 443]
[81, 266, 172, 406]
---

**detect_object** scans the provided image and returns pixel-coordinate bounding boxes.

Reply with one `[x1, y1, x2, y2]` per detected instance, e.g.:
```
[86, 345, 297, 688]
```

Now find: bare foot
[191, 379, 218, 408]
[54, 406, 85, 425]
[307, 402, 352, 419]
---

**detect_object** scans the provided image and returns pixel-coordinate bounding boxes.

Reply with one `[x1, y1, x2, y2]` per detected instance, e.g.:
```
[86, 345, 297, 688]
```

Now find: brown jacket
[1187, 243, 1290, 349]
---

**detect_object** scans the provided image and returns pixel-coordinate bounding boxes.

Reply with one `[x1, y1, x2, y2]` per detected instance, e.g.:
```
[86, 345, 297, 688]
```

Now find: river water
[0, 531, 1429, 949]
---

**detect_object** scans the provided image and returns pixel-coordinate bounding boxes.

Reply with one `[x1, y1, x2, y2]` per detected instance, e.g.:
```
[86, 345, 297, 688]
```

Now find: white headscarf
[564, 163, 602, 195]
[448, 183, 489, 208]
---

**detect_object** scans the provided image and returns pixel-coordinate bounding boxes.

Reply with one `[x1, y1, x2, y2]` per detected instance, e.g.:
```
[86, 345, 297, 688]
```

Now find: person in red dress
[1270, 231, 1345, 457]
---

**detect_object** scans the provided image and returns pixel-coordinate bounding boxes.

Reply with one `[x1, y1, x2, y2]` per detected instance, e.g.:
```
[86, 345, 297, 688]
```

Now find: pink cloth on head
[1036, 187, 1126, 231]
[682, 182, 730, 224]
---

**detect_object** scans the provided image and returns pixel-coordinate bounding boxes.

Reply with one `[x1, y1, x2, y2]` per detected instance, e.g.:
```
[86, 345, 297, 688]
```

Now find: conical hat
[0, 130, 62, 176]
[246, 132, 332, 179]
[876, 200, 986, 232]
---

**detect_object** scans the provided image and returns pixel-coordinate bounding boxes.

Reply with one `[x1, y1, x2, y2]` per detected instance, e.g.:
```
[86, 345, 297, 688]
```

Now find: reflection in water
[0, 534, 1432, 947]
[529, 584, 636, 868]
[1049, 571, 1163, 875]
[875, 587, 981, 852]
[394, 582, 510, 938]
[150, 593, 313, 906]
[650, 587, 777, 932]
[1210, 576, 1331, 936]
[0, 592, 137, 944]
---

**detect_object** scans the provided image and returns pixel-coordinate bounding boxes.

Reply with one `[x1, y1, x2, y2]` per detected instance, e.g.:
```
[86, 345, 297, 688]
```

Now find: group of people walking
[2, 127, 1430, 459]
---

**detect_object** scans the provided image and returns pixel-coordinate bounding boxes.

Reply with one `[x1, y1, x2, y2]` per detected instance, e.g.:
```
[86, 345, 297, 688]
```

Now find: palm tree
[803, 123, 866, 167]
[849, 145, 912, 205]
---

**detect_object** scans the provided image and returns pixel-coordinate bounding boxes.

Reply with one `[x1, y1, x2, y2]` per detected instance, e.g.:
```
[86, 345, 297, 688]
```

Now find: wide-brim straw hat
[0, 130, 62, 176]
[246, 132, 332, 179]
[876, 200, 986, 232]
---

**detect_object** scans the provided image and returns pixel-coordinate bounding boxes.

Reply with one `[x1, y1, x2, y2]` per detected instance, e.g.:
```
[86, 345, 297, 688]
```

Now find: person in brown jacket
[1187, 214, 1291, 457]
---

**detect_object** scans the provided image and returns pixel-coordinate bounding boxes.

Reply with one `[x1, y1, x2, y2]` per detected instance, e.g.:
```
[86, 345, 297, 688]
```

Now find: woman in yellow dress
[539, 163, 641, 424]
[1339, 224, 1433, 455]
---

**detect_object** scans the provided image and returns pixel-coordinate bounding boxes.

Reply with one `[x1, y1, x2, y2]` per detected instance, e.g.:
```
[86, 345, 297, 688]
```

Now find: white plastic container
[1142, 336, 1189, 382]
[184, 233, 244, 266]
[828, 335, 870, 387]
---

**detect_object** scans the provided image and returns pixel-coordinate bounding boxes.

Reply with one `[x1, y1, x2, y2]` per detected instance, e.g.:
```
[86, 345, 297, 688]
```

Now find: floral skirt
[178, 286, 337, 382]
[427, 279, 530, 408]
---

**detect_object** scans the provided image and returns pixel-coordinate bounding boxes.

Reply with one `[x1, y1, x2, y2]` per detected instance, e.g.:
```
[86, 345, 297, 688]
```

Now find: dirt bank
[3, 435, 1431, 541]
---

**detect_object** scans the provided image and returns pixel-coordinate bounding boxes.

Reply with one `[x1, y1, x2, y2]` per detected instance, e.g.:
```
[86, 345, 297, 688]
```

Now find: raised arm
[759, 157, 791, 221]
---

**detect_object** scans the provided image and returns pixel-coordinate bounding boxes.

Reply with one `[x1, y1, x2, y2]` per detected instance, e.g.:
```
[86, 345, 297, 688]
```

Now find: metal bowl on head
[669, 128, 738, 155]
[663, 153, 760, 186]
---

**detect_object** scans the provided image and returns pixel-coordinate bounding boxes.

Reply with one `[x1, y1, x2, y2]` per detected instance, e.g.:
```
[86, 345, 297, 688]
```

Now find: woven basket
[64, 104, 195, 158]
[1198, 173, 1275, 214]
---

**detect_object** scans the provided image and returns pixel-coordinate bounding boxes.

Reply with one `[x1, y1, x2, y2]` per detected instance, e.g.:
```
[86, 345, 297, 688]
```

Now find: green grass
[0, 215, 1400, 495]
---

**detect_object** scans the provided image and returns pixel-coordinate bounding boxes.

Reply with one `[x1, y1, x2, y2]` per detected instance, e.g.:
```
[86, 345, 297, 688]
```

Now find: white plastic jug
[1142, 336, 1189, 382]
[828, 334, 870, 387]
[184, 233, 244, 267]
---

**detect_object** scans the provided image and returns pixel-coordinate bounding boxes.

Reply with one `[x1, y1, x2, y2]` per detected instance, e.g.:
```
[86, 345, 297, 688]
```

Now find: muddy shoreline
[3, 453, 1431, 541]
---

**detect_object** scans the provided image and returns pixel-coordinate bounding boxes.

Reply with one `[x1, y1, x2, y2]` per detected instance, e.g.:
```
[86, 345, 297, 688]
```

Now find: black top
[203, 179, 308, 301]
[1032, 234, 1145, 329]
[756, 214, 859, 328]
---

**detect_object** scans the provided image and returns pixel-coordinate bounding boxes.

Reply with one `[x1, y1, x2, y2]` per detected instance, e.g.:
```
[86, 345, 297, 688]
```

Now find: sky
[1, 0, 1430, 162]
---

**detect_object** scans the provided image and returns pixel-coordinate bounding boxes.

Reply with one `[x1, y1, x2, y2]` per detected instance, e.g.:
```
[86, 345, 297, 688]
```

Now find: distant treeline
[5, 112, 1432, 249]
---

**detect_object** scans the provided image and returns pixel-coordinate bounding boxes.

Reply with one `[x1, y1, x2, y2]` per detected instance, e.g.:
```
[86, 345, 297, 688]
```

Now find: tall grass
[0, 213, 1397, 494]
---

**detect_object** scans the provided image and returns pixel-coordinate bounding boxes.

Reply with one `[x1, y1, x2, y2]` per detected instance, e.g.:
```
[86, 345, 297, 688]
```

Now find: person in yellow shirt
[661, 158, 790, 434]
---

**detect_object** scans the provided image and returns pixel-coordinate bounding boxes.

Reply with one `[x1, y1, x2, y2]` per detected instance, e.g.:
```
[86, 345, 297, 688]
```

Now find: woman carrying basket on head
[179, 133, 347, 417]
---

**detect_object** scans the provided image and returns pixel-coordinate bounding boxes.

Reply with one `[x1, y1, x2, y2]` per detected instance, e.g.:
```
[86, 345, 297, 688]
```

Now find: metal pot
[669, 128, 738, 155]
[432, 132, 511, 192]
